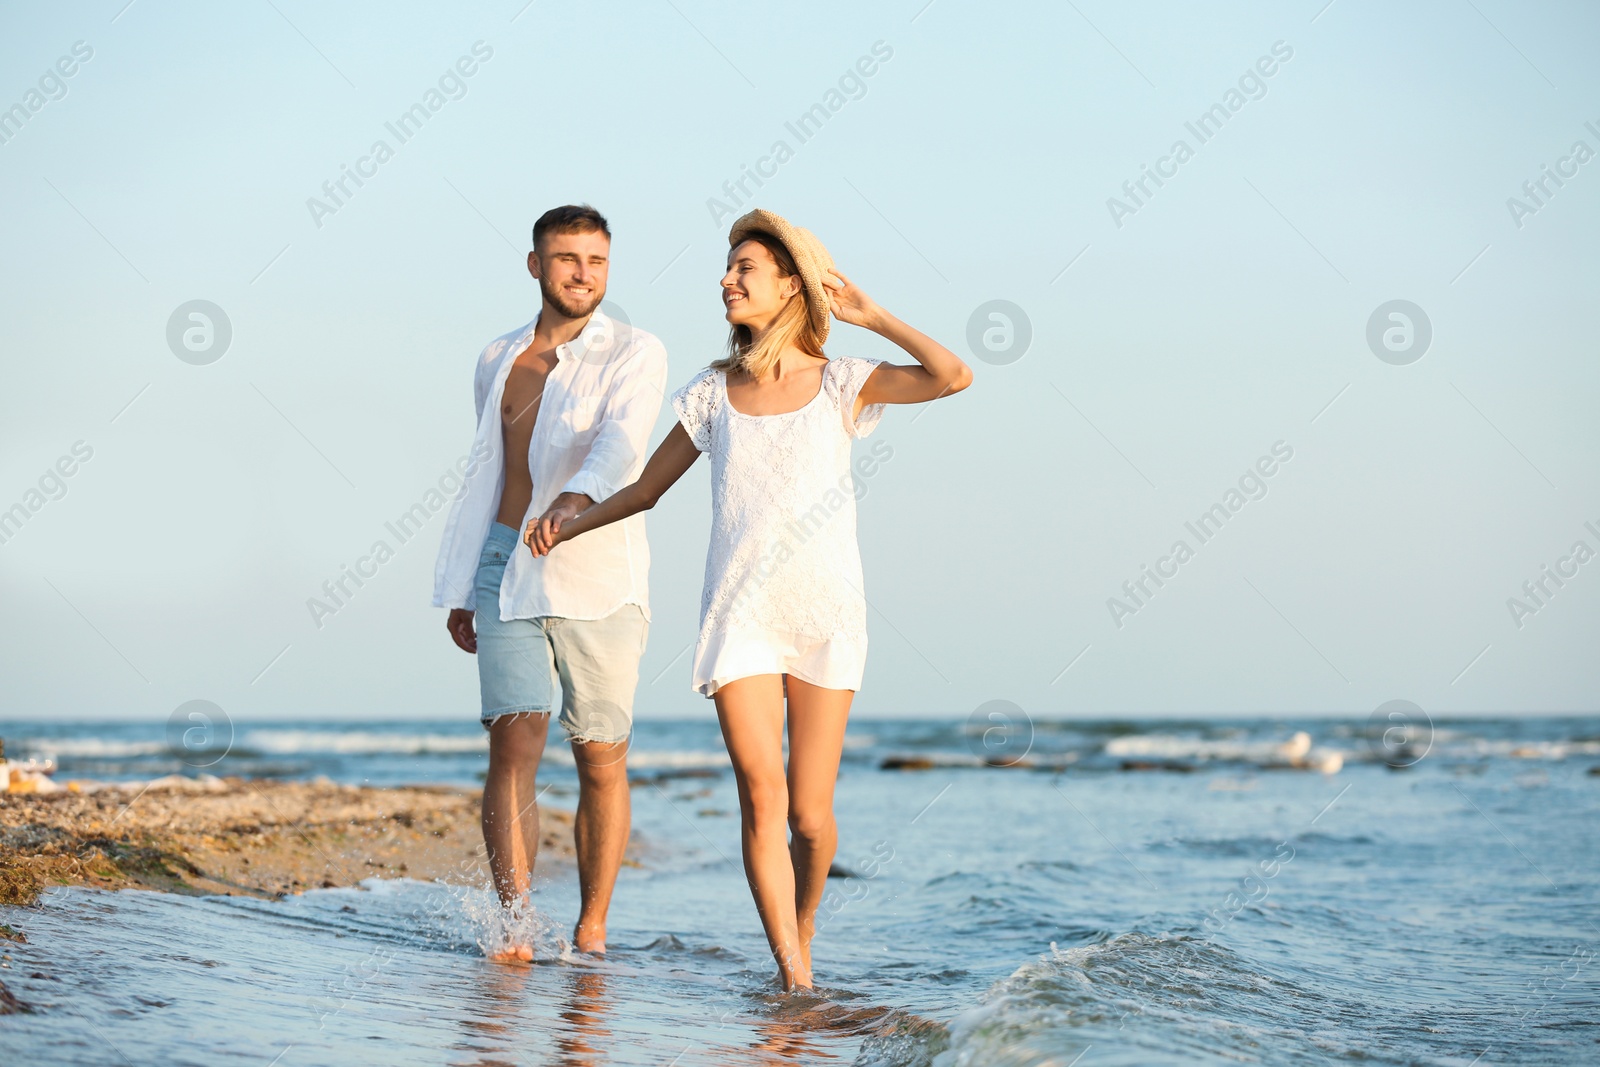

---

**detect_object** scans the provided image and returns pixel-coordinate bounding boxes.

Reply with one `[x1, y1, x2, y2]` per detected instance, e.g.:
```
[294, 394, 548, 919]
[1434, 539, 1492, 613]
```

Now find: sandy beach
[0, 778, 576, 906]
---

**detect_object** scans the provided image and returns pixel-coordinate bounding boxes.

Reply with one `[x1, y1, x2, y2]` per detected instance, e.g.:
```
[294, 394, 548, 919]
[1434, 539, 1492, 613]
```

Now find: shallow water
[3, 717, 1598, 1065]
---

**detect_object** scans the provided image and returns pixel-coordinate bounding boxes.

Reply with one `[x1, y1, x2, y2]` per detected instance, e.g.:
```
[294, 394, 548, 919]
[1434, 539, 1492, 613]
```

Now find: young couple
[432, 204, 971, 990]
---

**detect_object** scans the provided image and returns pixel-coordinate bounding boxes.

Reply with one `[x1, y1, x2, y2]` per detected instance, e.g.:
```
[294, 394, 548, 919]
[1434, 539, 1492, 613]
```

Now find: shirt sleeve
[831, 356, 887, 438]
[559, 337, 670, 502]
[474, 342, 500, 422]
[670, 368, 720, 452]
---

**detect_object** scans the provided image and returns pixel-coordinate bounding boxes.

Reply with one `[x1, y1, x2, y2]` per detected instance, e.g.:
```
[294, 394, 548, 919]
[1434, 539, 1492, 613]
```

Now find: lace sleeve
[828, 356, 887, 438]
[670, 368, 720, 452]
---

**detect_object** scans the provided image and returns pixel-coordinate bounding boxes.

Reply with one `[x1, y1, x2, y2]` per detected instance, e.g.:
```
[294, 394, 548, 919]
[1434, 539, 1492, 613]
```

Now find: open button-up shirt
[432, 310, 668, 621]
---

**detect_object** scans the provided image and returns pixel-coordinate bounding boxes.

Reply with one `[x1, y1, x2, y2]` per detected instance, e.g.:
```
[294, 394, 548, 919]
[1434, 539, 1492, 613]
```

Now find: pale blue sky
[2, 0, 1596, 723]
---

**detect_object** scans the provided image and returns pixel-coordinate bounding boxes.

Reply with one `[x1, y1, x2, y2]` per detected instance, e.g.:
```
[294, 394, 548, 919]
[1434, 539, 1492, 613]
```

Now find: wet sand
[0, 778, 575, 906]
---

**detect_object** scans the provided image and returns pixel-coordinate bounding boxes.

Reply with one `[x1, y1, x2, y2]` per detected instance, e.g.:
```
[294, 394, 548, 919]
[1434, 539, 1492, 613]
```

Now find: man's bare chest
[500, 349, 556, 432]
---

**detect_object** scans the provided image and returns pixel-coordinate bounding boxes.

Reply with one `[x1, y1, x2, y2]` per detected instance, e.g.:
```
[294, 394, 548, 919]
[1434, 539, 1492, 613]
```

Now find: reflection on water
[556, 971, 612, 1067]
[455, 964, 530, 1065]
[455, 966, 627, 1066]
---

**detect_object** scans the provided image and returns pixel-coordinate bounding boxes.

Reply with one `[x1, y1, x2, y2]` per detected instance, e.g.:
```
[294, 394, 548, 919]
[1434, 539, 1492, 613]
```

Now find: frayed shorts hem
[480, 706, 551, 729]
[565, 727, 631, 746]
[479, 707, 630, 746]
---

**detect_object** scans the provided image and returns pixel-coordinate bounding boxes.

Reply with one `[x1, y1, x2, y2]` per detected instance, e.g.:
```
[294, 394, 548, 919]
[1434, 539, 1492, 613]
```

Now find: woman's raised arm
[525, 423, 701, 556]
[822, 270, 973, 411]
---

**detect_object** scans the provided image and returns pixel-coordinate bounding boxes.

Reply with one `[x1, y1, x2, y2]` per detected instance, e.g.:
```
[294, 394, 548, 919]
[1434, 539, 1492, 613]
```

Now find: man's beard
[539, 276, 603, 320]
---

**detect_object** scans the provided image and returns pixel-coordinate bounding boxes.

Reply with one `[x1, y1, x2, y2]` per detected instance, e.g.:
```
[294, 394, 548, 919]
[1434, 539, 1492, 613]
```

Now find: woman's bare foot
[572, 920, 606, 955]
[775, 945, 813, 991]
[797, 938, 812, 977]
[779, 968, 814, 992]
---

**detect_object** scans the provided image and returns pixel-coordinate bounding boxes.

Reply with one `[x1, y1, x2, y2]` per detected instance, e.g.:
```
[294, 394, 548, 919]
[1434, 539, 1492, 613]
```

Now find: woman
[525, 209, 971, 989]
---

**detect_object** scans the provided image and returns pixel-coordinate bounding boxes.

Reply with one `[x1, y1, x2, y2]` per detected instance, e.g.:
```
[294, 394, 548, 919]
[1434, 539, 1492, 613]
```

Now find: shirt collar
[569, 308, 614, 363]
[519, 308, 614, 364]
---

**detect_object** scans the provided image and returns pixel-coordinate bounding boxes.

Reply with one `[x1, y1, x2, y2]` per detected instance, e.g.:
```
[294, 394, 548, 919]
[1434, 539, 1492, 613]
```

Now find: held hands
[524, 512, 562, 557]
[523, 492, 589, 558]
[823, 269, 887, 331]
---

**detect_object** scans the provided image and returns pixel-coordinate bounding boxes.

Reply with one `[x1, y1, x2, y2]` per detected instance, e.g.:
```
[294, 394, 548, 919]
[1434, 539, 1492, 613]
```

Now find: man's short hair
[532, 204, 610, 253]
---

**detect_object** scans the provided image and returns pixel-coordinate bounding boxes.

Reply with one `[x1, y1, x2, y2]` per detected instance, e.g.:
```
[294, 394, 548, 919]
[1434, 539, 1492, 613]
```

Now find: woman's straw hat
[728, 209, 835, 343]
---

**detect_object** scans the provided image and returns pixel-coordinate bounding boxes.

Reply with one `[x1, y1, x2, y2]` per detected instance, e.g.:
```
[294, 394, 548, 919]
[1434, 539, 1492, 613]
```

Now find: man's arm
[559, 337, 670, 505]
[474, 335, 517, 423]
[440, 340, 505, 636]
[533, 338, 668, 531]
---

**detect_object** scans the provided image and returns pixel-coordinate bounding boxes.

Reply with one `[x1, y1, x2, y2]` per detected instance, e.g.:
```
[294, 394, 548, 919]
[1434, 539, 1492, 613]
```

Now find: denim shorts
[473, 523, 648, 743]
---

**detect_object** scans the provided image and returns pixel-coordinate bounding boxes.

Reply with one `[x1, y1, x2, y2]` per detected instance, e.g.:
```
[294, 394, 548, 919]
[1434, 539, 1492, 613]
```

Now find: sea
[1, 715, 1596, 1066]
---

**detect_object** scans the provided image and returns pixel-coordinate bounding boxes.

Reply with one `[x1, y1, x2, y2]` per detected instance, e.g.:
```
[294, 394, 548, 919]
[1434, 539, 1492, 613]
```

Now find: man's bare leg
[784, 676, 854, 979]
[570, 738, 631, 954]
[482, 711, 550, 961]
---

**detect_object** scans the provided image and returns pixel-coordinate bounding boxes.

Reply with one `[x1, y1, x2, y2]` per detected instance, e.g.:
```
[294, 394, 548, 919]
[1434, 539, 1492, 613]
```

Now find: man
[433, 204, 667, 959]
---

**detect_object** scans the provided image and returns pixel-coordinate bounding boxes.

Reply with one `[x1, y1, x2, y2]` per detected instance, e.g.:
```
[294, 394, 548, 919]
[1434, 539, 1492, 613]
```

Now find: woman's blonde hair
[711, 232, 825, 379]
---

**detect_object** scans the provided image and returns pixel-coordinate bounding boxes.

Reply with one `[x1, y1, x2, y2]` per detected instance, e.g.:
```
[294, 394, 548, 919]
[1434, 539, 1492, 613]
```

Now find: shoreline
[0, 778, 581, 906]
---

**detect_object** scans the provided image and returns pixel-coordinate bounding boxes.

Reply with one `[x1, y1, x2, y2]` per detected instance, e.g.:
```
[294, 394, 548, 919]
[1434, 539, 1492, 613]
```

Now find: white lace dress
[670, 355, 886, 697]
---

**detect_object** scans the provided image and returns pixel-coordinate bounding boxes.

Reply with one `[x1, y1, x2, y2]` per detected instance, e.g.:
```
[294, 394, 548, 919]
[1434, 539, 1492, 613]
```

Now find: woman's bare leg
[783, 676, 854, 978]
[714, 674, 811, 990]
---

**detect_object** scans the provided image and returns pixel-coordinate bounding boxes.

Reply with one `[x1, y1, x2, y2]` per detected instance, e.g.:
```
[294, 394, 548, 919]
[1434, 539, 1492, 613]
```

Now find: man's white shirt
[432, 309, 668, 621]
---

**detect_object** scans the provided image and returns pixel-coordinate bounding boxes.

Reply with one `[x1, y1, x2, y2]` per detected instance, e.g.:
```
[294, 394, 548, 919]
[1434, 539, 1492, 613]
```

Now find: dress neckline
[717, 361, 831, 419]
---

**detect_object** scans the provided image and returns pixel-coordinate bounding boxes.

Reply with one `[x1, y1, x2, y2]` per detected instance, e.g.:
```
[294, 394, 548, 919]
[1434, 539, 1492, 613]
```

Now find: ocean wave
[1105, 732, 1317, 762]
[241, 731, 730, 771]
[12, 738, 169, 758]
[241, 730, 488, 755]
[541, 747, 731, 770]
[933, 932, 1314, 1066]
[1444, 738, 1600, 760]
[624, 749, 730, 769]
[1105, 731, 1344, 773]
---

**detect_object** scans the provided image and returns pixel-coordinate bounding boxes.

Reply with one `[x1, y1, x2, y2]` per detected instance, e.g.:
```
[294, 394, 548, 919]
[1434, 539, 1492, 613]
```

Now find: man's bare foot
[487, 897, 536, 963]
[487, 942, 534, 963]
[572, 920, 606, 955]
